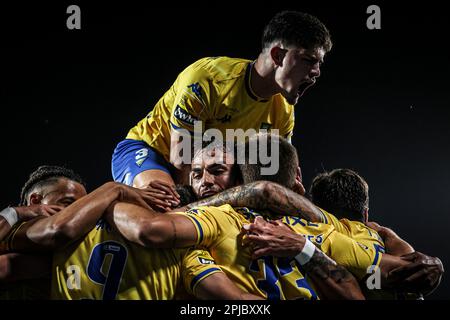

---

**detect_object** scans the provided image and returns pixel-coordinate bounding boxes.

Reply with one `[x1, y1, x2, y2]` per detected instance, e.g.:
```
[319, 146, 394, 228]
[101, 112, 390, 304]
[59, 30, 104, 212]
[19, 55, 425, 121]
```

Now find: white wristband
[0, 207, 19, 227]
[294, 239, 316, 266]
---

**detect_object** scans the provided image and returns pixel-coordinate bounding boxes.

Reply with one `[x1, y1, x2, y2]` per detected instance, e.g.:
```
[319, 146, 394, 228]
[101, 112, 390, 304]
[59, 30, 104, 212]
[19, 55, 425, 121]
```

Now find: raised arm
[186, 181, 324, 222]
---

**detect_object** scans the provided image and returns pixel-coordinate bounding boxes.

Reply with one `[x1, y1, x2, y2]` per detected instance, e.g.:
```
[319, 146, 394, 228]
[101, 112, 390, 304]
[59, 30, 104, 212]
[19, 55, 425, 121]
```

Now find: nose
[310, 63, 321, 79]
[200, 171, 214, 188]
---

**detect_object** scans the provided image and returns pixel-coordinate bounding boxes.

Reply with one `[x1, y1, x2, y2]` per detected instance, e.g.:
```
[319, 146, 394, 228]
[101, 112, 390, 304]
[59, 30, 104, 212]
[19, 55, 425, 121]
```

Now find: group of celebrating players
[0, 11, 444, 300]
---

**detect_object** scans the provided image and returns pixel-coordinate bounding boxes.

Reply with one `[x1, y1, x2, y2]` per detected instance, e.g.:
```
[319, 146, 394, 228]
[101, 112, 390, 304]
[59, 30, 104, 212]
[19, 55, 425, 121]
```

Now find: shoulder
[182, 57, 251, 82]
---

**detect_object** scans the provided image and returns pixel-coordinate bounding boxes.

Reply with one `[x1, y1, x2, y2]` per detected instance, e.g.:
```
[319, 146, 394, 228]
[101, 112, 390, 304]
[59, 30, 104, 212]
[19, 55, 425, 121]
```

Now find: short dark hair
[20, 165, 85, 205]
[175, 185, 198, 207]
[262, 11, 332, 52]
[239, 133, 298, 189]
[309, 168, 369, 222]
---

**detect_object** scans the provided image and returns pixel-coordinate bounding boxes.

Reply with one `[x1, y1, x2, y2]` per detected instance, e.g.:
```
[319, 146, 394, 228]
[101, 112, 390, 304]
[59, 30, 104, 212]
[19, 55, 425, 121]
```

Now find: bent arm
[187, 181, 323, 222]
[367, 222, 414, 256]
[195, 272, 263, 300]
[0, 253, 51, 282]
[303, 248, 365, 300]
[106, 201, 198, 248]
[243, 218, 364, 300]
[10, 182, 125, 252]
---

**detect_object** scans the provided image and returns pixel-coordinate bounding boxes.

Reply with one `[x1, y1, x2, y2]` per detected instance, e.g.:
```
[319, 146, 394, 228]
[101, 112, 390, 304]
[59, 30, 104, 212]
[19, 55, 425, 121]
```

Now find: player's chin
[285, 92, 300, 105]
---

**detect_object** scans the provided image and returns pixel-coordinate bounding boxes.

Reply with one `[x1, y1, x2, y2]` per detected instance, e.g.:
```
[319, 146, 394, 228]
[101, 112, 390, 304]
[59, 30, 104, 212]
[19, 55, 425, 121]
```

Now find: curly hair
[309, 168, 369, 222]
[20, 165, 86, 205]
[262, 11, 332, 52]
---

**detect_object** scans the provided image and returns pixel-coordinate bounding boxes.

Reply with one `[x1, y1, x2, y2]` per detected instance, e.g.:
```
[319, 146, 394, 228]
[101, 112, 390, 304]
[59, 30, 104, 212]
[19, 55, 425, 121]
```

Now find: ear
[29, 193, 43, 205]
[363, 208, 369, 223]
[270, 46, 286, 66]
[293, 166, 305, 195]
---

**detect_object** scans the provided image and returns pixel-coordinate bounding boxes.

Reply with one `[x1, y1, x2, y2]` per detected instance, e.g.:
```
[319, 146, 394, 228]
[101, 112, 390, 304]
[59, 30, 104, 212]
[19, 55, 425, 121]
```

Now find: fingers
[145, 191, 179, 207]
[150, 181, 180, 199]
[403, 268, 432, 285]
[389, 261, 424, 278]
[142, 194, 175, 209]
[252, 248, 273, 259]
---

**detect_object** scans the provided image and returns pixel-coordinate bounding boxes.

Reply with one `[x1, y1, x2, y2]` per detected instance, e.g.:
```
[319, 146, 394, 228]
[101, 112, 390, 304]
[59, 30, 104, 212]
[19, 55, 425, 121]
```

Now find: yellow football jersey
[127, 57, 295, 162]
[277, 214, 383, 280]
[176, 204, 384, 300]
[175, 205, 318, 300]
[7, 220, 222, 300]
[316, 208, 386, 259]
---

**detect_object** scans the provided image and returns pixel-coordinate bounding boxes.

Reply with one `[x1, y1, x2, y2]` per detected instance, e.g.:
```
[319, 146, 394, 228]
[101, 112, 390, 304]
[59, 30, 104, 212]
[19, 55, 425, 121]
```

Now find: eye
[192, 173, 202, 180]
[212, 168, 226, 175]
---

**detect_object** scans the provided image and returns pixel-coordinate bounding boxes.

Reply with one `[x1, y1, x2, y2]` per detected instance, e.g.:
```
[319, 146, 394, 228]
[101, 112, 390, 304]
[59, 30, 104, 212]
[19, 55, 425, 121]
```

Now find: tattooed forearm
[303, 249, 355, 283]
[186, 182, 265, 209]
[186, 181, 323, 222]
[302, 249, 364, 299]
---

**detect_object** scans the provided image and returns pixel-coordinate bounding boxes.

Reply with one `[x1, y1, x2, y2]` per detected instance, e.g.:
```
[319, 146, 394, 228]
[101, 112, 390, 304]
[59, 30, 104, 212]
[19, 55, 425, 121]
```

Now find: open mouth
[297, 80, 315, 97]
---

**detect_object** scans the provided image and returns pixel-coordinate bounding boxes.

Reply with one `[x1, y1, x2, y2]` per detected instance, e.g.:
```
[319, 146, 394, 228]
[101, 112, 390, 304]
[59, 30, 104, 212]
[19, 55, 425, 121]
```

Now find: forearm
[378, 227, 414, 256]
[0, 219, 11, 241]
[195, 272, 264, 300]
[105, 201, 158, 246]
[16, 182, 122, 251]
[187, 181, 323, 222]
[302, 249, 365, 300]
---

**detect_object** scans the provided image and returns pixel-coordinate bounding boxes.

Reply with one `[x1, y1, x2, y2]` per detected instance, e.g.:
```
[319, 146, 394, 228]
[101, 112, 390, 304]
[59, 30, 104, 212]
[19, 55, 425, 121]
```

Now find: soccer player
[1, 167, 260, 300]
[111, 10, 332, 191]
[106, 142, 379, 300]
[308, 168, 444, 297]
[192, 137, 443, 297]
[0, 165, 88, 299]
[106, 134, 443, 298]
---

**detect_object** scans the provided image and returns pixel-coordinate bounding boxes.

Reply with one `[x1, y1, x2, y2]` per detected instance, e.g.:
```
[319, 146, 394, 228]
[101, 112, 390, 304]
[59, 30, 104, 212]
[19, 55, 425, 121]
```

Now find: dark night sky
[1, 1, 449, 299]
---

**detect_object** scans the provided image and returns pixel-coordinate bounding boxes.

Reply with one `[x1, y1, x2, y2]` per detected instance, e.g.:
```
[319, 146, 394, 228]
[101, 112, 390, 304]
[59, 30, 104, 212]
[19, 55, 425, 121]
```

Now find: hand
[388, 251, 444, 295]
[242, 216, 305, 259]
[14, 204, 63, 221]
[117, 182, 180, 212]
[146, 180, 181, 211]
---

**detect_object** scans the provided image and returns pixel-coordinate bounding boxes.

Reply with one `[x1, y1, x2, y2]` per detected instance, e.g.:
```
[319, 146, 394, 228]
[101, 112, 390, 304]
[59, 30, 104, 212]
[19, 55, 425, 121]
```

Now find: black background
[1, 1, 449, 299]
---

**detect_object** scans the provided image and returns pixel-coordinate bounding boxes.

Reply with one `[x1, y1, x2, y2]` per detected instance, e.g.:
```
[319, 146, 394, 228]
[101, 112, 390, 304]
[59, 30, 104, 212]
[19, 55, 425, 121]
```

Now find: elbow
[253, 181, 276, 207]
[0, 254, 13, 283]
[137, 220, 172, 248]
[43, 221, 75, 248]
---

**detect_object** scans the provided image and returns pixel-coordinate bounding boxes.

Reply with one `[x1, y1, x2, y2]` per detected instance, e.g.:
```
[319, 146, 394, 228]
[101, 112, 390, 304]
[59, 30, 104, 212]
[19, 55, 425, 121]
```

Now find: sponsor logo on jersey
[173, 105, 199, 126]
[198, 257, 215, 265]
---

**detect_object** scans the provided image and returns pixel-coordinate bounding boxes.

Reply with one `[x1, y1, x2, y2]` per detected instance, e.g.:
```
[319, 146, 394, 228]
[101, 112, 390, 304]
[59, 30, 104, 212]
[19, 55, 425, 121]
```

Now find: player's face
[41, 178, 87, 208]
[275, 46, 325, 105]
[191, 148, 237, 198]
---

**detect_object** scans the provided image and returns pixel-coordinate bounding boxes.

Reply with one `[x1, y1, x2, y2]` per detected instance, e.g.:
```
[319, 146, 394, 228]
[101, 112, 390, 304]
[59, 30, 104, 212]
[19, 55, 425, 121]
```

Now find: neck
[251, 54, 279, 99]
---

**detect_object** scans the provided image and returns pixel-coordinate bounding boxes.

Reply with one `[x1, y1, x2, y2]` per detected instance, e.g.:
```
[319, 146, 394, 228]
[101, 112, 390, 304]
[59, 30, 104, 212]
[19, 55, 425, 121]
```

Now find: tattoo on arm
[302, 249, 354, 283]
[187, 181, 323, 221]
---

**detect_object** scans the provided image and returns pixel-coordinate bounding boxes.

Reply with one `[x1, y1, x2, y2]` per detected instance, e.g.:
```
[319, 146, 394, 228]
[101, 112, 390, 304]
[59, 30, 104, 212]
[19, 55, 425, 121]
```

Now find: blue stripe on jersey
[369, 243, 386, 273]
[321, 210, 329, 224]
[188, 214, 204, 244]
[190, 267, 221, 291]
[169, 121, 194, 134]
